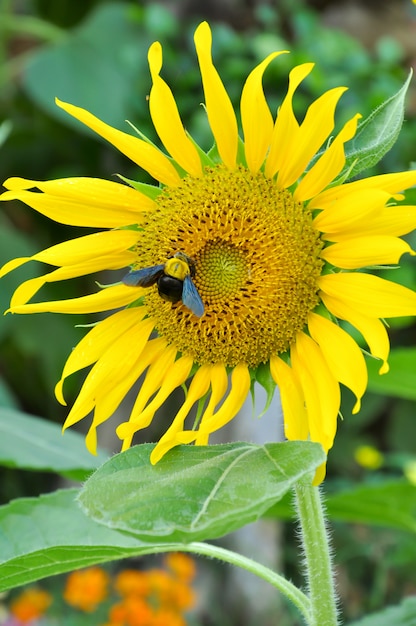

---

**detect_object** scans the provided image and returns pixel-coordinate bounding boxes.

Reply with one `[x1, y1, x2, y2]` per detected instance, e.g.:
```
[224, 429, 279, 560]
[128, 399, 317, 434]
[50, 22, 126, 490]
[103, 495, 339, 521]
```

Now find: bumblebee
[122, 252, 204, 317]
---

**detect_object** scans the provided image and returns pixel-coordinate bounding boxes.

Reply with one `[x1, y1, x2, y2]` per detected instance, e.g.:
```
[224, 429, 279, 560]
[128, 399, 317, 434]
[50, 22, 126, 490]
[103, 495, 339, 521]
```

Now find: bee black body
[157, 273, 184, 303]
[122, 251, 205, 317]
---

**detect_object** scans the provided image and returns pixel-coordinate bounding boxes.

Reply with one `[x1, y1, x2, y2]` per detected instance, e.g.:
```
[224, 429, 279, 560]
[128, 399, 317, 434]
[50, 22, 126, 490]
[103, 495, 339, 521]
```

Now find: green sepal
[186, 132, 216, 168]
[116, 174, 162, 200]
[207, 142, 221, 163]
[236, 135, 247, 167]
[207, 136, 247, 168]
[250, 361, 277, 418]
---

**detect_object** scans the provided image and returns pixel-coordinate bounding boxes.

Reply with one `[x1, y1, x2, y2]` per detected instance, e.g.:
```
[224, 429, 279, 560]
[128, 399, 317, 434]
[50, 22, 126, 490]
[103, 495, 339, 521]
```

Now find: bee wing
[182, 275, 204, 317]
[122, 265, 164, 287]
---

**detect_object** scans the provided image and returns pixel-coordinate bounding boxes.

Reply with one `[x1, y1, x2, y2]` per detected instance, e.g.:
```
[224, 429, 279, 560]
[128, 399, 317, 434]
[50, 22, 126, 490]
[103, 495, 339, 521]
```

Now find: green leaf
[266, 480, 416, 534]
[327, 480, 416, 533]
[347, 595, 416, 626]
[0, 489, 175, 591]
[79, 441, 325, 543]
[367, 348, 416, 400]
[22, 4, 150, 130]
[341, 70, 412, 179]
[0, 408, 109, 480]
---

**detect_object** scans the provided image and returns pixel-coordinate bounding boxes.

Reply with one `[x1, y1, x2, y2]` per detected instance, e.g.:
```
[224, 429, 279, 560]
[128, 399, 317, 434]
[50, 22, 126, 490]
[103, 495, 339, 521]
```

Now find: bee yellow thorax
[164, 257, 190, 281]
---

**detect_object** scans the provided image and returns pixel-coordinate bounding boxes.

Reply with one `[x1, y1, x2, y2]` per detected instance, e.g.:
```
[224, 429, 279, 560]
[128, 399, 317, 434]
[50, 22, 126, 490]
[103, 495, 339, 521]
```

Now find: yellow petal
[330, 170, 416, 196]
[270, 354, 308, 441]
[117, 351, 192, 445]
[312, 188, 391, 234]
[116, 338, 171, 449]
[119, 345, 178, 437]
[56, 99, 181, 187]
[1, 229, 138, 283]
[194, 22, 238, 169]
[148, 42, 202, 177]
[200, 362, 229, 423]
[294, 114, 361, 202]
[241, 51, 287, 173]
[4, 175, 155, 208]
[2, 177, 155, 227]
[133, 354, 194, 428]
[321, 235, 414, 269]
[291, 332, 340, 453]
[325, 205, 416, 241]
[265, 62, 314, 180]
[35, 230, 139, 266]
[313, 463, 327, 486]
[55, 308, 150, 404]
[10, 252, 136, 307]
[196, 362, 250, 439]
[307, 312, 367, 413]
[320, 292, 390, 374]
[85, 321, 161, 450]
[319, 272, 416, 318]
[8, 284, 142, 315]
[278, 86, 347, 189]
[0, 257, 32, 278]
[150, 364, 212, 464]
[62, 317, 154, 438]
[62, 378, 95, 432]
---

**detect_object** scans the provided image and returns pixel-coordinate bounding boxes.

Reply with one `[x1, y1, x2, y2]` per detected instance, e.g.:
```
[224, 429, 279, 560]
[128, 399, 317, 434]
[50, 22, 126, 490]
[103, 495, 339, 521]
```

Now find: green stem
[294, 478, 339, 626]
[163, 541, 312, 622]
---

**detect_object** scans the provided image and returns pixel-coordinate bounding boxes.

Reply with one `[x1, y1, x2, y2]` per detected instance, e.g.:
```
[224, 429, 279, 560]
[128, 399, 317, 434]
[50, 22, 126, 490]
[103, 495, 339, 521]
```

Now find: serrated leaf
[347, 595, 416, 626]
[367, 348, 416, 400]
[0, 489, 176, 591]
[0, 408, 109, 480]
[78, 441, 325, 543]
[340, 71, 412, 180]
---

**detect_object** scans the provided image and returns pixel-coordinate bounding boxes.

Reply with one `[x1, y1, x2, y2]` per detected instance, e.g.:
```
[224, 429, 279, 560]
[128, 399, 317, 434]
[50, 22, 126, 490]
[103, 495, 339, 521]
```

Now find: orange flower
[10, 587, 52, 622]
[165, 553, 196, 582]
[114, 569, 151, 598]
[151, 608, 187, 626]
[107, 596, 153, 626]
[64, 566, 109, 612]
[147, 568, 196, 612]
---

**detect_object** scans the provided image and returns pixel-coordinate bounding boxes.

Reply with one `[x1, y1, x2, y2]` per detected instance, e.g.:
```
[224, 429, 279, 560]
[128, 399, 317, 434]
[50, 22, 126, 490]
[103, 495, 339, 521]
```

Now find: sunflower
[2, 22, 416, 480]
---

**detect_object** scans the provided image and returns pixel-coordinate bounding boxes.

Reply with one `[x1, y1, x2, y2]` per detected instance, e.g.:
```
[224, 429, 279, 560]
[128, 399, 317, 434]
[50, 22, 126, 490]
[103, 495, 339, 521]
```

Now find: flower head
[63, 566, 109, 612]
[2, 22, 416, 479]
[9, 587, 52, 623]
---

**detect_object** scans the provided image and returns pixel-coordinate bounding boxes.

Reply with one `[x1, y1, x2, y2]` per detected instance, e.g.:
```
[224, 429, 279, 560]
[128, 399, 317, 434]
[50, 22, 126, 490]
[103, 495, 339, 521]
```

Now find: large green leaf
[367, 348, 416, 400]
[22, 3, 150, 130]
[79, 441, 325, 543]
[0, 489, 174, 592]
[347, 595, 416, 626]
[0, 408, 109, 480]
[327, 480, 416, 533]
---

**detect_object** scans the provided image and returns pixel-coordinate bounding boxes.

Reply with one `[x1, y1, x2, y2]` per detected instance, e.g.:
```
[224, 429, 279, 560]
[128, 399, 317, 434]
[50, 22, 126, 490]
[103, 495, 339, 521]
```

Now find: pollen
[135, 165, 324, 367]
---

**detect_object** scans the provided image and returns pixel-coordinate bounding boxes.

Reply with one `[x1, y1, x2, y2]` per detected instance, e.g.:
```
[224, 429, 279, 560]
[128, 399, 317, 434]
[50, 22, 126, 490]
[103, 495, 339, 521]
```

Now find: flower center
[197, 241, 247, 302]
[132, 165, 324, 367]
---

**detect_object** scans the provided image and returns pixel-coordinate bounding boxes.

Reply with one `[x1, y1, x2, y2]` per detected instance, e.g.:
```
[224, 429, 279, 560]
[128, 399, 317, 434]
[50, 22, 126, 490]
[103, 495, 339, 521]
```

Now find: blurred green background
[1, 1, 416, 624]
